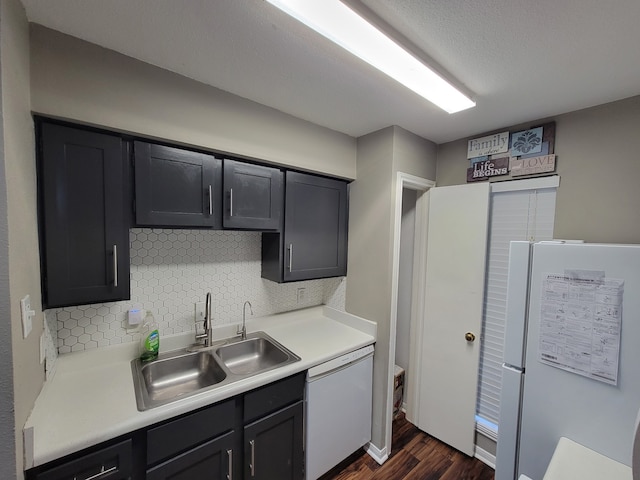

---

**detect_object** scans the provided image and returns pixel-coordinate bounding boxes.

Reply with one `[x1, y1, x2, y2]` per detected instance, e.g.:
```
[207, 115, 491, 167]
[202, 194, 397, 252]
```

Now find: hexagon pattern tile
[49, 229, 346, 354]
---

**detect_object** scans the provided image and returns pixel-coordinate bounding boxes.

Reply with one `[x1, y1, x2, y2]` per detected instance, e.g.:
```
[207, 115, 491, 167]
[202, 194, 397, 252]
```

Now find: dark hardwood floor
[319, 414, 495, 480]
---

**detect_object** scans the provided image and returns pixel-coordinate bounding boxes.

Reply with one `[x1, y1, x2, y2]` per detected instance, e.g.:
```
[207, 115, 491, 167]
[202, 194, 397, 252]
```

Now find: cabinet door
[134, 142, 221, 228]
[223, 159, 283, 230]
[31, 439, 132, 480]
[147, 431, 235, 480]
[244, 401, 304, 480]
[283, 172, 348, 282]
[39, 123, 130, 308]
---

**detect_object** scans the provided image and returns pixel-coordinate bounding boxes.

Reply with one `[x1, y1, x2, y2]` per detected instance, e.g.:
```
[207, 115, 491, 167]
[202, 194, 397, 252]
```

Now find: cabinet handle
[74, 465, 117, 480]
[113, 245, 118, 288]
[208, 185, 213, 216]
[227, 449, 233, 480]
[288, 244, 293, 272]
[230, 188, 234, 217]
[249, 439, 255, 477]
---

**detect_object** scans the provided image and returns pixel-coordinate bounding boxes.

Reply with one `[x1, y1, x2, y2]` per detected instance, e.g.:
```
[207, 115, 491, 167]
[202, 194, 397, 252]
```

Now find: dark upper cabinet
[134, 141, 222, 228]
[262, 171, 348, 282]
[222, 159, 283, 230]
[38, 122, 130, 308]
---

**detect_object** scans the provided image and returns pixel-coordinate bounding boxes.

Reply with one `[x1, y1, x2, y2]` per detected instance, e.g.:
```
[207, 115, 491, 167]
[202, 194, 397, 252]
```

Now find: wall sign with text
[465, 122, 557, 183]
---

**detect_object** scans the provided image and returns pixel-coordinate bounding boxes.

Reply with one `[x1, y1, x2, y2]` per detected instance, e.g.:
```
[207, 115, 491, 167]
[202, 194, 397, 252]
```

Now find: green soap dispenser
[140, 311, 159, 362]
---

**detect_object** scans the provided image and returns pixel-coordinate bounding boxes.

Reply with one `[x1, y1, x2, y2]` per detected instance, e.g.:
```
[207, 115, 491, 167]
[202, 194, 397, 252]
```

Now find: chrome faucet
[194, 292, 213, 347]
[238, 301, 253, 340]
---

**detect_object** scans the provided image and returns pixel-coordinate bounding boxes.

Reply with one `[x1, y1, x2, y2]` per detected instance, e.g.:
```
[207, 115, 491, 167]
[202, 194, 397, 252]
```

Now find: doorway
[393, 188, 417, 419]
[386, 172, 434, 453]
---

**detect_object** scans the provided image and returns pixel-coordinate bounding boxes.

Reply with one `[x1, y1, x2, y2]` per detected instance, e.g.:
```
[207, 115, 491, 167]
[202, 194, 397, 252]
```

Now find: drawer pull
[230, 188, 234, 217]
[208, 185, 213, 216]
[227, 449, 233, 480]
[74, 465, 116, 480]
[249, 439, 255, 477]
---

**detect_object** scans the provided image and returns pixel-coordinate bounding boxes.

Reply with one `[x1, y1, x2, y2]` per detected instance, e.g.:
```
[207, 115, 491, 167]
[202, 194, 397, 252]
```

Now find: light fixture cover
[266, 0, 475, 113]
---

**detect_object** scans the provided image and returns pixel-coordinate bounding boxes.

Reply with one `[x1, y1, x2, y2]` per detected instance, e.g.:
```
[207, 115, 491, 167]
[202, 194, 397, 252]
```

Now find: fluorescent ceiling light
[266, 0, 476, 114]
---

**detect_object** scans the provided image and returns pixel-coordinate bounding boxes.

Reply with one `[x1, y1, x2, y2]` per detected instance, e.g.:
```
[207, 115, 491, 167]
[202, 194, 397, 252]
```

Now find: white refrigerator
[495, 241, 640, 480]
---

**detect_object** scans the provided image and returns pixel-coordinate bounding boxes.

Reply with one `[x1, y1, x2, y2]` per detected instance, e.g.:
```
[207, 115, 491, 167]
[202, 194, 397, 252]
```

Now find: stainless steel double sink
[131, 331, 300, 411]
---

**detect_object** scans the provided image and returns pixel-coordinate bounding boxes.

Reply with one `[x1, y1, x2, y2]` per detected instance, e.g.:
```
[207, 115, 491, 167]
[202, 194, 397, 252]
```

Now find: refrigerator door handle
[503, 363, 524, 374]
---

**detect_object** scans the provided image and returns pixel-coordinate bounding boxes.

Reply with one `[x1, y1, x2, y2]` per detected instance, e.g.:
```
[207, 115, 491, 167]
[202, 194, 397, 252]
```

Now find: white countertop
[543, 437, 632, 480]
[24, 306, 376, 468]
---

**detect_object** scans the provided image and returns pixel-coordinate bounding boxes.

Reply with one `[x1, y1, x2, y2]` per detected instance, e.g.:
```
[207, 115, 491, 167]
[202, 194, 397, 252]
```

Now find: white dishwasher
[305, 344, 374, 480]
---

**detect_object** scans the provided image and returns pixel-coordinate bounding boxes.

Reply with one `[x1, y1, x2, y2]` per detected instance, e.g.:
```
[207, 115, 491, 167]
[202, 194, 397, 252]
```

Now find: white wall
[2, 0, 41, 478]
[30, 25, 357, 180]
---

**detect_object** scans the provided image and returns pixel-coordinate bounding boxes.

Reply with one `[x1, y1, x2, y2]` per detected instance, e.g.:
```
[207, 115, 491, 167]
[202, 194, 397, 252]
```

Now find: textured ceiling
[21, 0, 640, 144]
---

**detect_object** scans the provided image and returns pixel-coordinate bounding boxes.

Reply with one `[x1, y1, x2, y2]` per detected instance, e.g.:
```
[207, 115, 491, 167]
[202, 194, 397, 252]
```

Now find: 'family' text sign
[467, 131, 509, 159]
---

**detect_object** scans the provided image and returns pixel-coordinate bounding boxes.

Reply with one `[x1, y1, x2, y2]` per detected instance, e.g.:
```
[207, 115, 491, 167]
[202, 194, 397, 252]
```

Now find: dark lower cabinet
[147, 431, 235, 480]
[244, 402, 304, 480]
[262, 171, 349, 282]
[28, 373, 305, 480]
[26, 439, 133, 480]
[38, 121, 130, 308]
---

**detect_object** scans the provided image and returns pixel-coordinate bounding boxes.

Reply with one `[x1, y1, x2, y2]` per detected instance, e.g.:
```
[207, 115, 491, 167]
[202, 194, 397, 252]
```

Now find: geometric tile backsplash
[46, 228, 347, 356]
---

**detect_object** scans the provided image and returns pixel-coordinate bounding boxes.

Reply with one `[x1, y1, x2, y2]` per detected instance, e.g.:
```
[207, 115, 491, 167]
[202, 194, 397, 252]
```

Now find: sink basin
[131, 331, 300, 410]
[216, 334, 298, 375]
[132, 350, 227, 410]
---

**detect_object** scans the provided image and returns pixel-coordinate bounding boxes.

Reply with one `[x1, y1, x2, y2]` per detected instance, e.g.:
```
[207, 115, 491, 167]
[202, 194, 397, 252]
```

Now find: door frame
[386, 172, 435, 453]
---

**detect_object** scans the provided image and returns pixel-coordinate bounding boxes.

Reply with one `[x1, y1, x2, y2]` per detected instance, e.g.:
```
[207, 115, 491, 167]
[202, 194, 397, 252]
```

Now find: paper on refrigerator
[538, 271, 624, 385]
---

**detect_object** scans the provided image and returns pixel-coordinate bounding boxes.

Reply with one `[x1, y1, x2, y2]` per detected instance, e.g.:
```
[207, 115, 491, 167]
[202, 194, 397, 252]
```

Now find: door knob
[465, 332, 476, 342]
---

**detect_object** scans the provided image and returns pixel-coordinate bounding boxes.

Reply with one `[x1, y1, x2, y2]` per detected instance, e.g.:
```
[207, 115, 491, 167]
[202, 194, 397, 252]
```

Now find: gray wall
[346, 125, 436, 452]
[30, 25, 357, 180]
[2, 0, 40, 478]
[437, 95, 640, 244]
[0, 2, 16, 479]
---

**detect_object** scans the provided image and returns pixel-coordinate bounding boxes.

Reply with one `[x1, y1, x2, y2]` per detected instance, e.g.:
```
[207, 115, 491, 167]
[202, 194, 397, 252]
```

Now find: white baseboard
[474, 445, 496, 469]
[365, 442, 388, 465]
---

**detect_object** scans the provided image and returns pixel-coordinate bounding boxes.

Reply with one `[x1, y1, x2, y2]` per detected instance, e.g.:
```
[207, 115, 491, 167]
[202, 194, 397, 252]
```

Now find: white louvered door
[476, 178, 558, 432]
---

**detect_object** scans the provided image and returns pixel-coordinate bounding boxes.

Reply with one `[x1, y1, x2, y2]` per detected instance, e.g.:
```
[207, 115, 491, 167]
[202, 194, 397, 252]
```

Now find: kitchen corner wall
[45, 229, 346, 356]
[436, 95, 640, 244]
[347, 126, 437, 454]
[3, 0, 40, 479]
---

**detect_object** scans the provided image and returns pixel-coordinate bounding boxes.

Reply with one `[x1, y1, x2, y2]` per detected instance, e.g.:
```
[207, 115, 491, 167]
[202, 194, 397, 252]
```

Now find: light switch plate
[20, 295, 35, 339]
[39, 332, 45, 364]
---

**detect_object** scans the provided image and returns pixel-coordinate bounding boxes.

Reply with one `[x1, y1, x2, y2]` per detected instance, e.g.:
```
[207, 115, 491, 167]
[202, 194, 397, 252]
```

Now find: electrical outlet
[296, 287, 306, 304]
[195, 302, 206, 323]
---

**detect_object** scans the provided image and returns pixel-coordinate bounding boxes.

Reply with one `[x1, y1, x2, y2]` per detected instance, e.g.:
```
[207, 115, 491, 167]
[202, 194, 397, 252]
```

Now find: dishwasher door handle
[307, 352, 374, 381]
